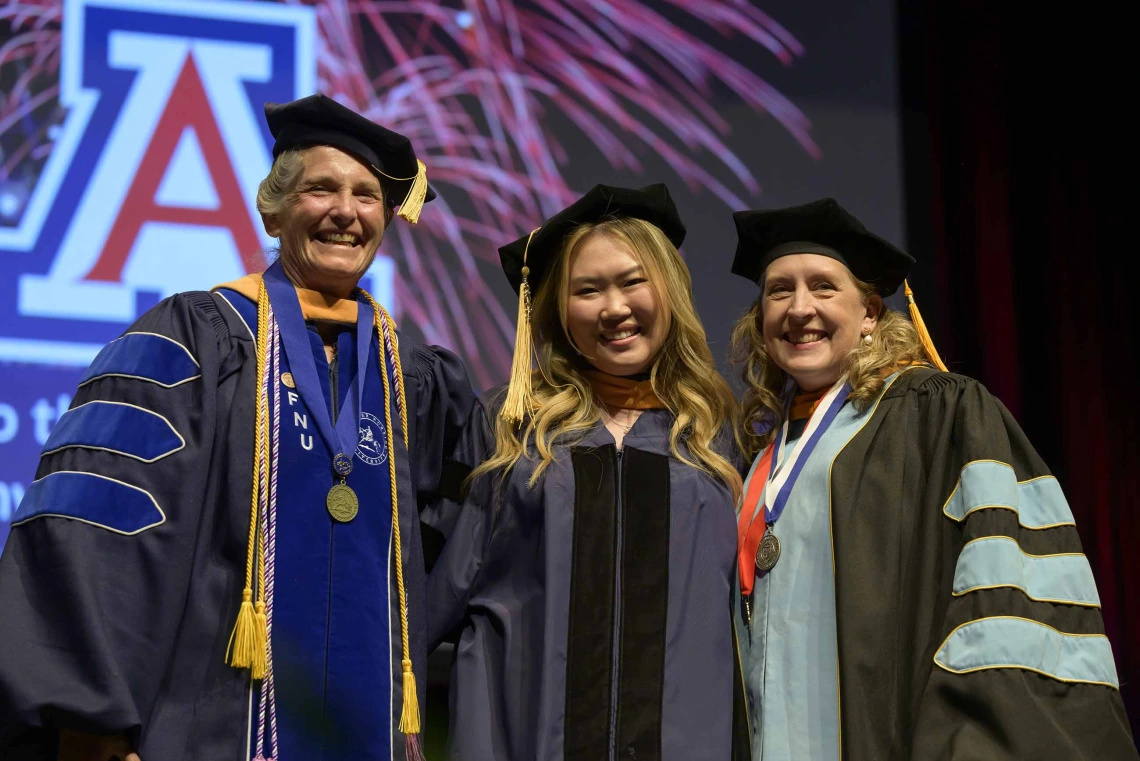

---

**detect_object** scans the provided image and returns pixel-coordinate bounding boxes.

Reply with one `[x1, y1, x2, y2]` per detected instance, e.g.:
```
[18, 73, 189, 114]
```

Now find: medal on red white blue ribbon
[755, 375, 852, 571]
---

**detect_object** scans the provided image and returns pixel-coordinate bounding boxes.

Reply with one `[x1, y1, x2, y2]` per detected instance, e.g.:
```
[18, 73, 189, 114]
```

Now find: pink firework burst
[312, 0, 817, 385]
[0, 0, 818, 387]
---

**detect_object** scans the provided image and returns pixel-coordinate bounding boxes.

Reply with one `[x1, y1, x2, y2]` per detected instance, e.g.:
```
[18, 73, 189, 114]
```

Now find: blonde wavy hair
[473, 217, 743, 502]
[729, 271, 933, 459]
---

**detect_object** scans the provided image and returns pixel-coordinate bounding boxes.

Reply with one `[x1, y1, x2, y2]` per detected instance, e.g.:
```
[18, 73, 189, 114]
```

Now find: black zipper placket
[608, 446, 625, 759]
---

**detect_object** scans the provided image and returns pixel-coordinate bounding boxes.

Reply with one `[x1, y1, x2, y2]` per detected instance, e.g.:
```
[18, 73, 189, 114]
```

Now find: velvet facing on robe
[424, 393, 747, 761]
[0, 286, 474, 761]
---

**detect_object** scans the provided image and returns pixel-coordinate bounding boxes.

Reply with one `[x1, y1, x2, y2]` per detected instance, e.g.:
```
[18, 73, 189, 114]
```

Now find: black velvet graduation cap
[498, 182, 686, 294]
[731, 197, 914, 296]
[264, 94, 434, 223]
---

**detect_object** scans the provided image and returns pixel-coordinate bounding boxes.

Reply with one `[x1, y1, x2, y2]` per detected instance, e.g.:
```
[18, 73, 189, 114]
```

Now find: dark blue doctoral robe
[0, 285, 473, 761]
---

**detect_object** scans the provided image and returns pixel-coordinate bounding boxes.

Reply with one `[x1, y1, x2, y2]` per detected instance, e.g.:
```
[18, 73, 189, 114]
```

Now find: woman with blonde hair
[425, 184, 749, 760]
[729, 198, 1134, 760]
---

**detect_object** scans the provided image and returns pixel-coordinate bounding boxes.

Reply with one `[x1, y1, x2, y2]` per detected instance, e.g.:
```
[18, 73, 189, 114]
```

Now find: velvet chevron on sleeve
[829, 368, 1134, 761]
[0, 292, 256, 759]
[0, 286, 476, 761]
[425, 390, 747, 761]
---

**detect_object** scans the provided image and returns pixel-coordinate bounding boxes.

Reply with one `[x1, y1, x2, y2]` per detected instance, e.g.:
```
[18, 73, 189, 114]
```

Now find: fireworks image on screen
[0, 0, 818, 387]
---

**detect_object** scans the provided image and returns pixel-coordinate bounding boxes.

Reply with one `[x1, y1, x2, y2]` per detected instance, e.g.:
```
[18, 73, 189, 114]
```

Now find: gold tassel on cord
[501, 228, 541, 425]
[227, 280, 270, 679]
[251, 601, 267, 680]
[373, 160, 429, 225]
[904, 279, 948, 372]
[227, 588, 257, 670]
[399, 658, 422, 734]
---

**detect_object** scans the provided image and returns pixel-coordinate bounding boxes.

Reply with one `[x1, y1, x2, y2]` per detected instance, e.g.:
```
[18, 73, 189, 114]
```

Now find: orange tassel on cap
[904, 280, 948, 372]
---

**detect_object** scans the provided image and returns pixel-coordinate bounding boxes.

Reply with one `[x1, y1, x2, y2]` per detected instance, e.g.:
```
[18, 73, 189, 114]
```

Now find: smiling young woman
[727, 198, 1134, 761]
[422, 184, 749, 761]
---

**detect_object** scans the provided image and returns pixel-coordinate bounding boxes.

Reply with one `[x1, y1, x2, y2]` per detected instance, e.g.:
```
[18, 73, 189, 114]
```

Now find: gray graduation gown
[424, 392, 750, 761]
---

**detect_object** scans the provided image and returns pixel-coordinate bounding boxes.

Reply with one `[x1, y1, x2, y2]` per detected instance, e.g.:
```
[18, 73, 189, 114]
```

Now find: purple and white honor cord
[379, 315, 405, 431]
[254, 313, 281, 761]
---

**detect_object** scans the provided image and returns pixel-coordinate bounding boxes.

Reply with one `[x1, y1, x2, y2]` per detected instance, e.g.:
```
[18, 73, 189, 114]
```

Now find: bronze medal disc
[326, 483, 359, 523]
[281, 372, 296, 389]
[755, 531, 781, 571]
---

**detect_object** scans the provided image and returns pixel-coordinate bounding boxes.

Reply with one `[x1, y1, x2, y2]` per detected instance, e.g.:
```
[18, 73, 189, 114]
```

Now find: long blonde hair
[473, 217, 742, 501]
[729, 271, 934, 459]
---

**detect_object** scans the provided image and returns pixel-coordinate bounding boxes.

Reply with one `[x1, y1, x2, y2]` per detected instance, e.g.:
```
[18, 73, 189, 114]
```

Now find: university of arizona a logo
[356, 412, 388, 466]
[0, 0, 316, 366]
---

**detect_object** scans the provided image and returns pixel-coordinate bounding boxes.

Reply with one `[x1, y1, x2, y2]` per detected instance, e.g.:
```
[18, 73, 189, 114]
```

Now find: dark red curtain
[898, 0, 1139, 736]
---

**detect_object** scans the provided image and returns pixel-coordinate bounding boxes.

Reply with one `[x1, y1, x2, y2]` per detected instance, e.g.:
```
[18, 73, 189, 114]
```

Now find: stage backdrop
[0, 0, 905, 543]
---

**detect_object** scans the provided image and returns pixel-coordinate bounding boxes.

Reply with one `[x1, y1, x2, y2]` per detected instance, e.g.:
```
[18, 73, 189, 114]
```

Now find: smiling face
[262, 145, 389, 296]
[565, 232, 667, 377]
[760, 253, 881, 391]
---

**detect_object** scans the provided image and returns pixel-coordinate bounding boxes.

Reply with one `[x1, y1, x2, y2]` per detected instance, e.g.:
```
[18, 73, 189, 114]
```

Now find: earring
[861, 332, 873, 345]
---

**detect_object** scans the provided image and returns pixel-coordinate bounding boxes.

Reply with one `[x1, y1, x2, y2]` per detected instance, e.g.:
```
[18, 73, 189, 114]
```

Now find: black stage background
[899, 0, 1139, 738]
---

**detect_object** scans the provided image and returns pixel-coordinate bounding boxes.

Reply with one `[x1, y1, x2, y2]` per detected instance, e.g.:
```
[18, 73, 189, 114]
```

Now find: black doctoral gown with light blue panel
[0, 267, 473, 761]
[735, 366, 1136, 761]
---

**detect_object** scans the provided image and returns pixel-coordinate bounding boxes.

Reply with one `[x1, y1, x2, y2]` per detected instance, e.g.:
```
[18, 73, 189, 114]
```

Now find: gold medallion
[326, 483, 359, 523]
[281, 372, 296, 389]
[755, 531, 781, 572]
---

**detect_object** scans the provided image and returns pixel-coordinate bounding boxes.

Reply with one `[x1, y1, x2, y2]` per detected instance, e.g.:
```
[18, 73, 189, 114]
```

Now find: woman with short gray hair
[0, 94, 474, 761]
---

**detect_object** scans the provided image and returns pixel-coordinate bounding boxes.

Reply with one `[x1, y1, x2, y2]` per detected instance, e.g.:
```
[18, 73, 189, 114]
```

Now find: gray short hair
[256, 149, 305, 218]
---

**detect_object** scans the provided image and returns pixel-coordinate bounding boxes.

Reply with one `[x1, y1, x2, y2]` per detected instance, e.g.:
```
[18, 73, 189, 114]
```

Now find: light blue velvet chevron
[942, 460, 1074, 529]
[935, 616, 1119, 688]
[953, 535, 1100, 606]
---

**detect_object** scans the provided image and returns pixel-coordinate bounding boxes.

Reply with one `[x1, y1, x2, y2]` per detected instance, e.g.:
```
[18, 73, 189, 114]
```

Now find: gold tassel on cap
[373, 160, 429, 225]
[501, 228, 542, 425]
[904, 279, 948, 372]
[396, 160, 428, 224]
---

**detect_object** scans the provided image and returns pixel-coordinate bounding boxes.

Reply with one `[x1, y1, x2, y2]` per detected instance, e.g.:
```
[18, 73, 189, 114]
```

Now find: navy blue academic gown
[0, 286, 473, 761]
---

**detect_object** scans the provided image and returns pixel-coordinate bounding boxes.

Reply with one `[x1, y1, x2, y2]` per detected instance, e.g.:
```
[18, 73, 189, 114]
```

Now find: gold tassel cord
[231, 283, 415, 705]
[904, 280, 949, 372]
[358, 290, 419, 737]
[228, 279, 270, 673]
[501, 228, 542, 425]
[372, 160, 428, 225]
[251, 367, 271, 681]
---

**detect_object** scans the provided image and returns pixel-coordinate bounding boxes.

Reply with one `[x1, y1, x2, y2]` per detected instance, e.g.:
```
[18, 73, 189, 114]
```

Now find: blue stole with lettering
[218, 287, 396, 760]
